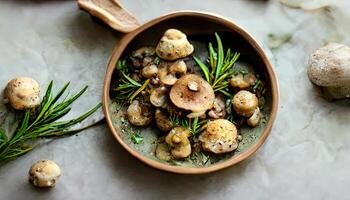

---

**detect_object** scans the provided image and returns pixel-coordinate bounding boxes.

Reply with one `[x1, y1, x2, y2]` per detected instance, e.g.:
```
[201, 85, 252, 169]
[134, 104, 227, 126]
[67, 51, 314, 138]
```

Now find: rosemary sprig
[114, 59, 149, 102]
[0, 81, 101, 163]
[169, 115, 207, 139]
[193, 33, 240, 96]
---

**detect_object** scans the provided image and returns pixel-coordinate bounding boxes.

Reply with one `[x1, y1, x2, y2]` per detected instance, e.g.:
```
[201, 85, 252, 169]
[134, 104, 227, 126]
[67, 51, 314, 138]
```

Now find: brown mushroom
[141, 64, 158, 79]
[150, 86, 169, 107]
[132, 47, 155, 58]
[208, 95, 226, 119]
[230, 73, 257, 89]
[158, 60, 187, 86]
[155, 109, 173, 132]
[155, 142, 171, 161]
[169, 74, 215, 116]
[232, 90, 258, 117]
[165, 127, 191, 159]
[127, 100, 153, 126]
[156, 29, 194, 60]
[4, 77, 41, 110]
[199, 119, 238, 154]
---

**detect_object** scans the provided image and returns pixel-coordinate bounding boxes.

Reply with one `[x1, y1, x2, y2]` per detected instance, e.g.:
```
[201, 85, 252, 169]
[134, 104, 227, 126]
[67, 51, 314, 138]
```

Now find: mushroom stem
[188, 81, 199, 91]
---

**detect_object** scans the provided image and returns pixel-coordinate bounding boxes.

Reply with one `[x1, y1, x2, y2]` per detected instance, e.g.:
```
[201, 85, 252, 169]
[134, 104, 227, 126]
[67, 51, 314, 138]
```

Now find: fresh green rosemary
[114, 59, 149, 102]
[193, 33, 240, 97]
[0, 81, 101, 163]
[169, 115, 207, 139]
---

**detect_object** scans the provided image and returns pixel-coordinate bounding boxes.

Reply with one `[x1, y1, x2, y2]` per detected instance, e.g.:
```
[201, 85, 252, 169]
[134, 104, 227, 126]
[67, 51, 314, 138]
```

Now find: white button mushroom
[4, 77, 41, 110]
[232, 90, 258, 117]
[156, 29, 194, 61]
[308, 43, 350, 100]
[199, 119, 238, 154]
[28, 160, 61, 188]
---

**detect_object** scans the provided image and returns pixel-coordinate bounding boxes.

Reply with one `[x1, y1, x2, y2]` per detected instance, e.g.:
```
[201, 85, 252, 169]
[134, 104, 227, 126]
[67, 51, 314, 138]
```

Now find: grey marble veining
[1, 0, 350, 200]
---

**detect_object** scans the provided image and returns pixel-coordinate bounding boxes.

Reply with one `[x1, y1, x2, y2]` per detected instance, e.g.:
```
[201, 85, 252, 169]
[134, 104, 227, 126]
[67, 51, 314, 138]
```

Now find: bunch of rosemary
[0, 81, 101, 163]
[114, 59, 149, 102]
[193, 33, 240, 97]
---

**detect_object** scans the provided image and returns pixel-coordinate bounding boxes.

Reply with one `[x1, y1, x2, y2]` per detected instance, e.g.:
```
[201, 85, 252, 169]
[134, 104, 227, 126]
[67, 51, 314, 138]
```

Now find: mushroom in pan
[232, 90, 258, 117]
[169, 74, 215, 118]
[247, 107, 263, 127]
[158, 60, 187, 86]
[230, 73, 257, 89]
[4, 77, 41, 110]
[155, 142, 171, 161]
[150, 86, 169, 107]
[127, 100, 153, 126]
[165, 127, 192, 159]
[199, 119, 239, 154]
[141, 64, 158, 79]
[155, 109, 173, 132]
[28, 160, 61, 188]
[156, 29, 194, 61]
[208, 95, 226, 119]
[130, 47, 156, 68]
[308, 43, 350, 100]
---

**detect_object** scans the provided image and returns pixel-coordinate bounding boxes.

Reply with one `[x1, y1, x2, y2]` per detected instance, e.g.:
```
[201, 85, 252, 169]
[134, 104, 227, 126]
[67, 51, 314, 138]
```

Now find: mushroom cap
[156, 29, 194, 61]
[169, 74, 215, 112]
[28, 160, 61, 188]
[127, 100, 153, 126]
[4, 77, 41, 110]
[150, 87, 168, 107]
[199, 119, 238, 154]
[232, 90, 258, 117]
[155, 109, 173, 132]
[155, 142, 171, 161]
[308, 43, 350, 87]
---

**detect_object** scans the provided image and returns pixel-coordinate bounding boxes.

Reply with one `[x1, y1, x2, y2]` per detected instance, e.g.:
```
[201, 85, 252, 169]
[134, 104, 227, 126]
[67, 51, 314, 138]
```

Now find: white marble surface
[1, 0, 350, 199]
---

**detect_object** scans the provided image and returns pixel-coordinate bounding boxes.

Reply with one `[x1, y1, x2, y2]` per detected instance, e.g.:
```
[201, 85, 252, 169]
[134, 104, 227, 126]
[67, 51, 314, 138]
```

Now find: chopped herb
[239, 69, 248, 76]
[131, 134, 143, 144]
[154, 57, 160, 65]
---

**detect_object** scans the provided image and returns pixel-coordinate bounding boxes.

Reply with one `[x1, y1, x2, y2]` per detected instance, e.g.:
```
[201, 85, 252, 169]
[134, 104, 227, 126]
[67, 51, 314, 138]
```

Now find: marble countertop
[1, 0, 350, 199]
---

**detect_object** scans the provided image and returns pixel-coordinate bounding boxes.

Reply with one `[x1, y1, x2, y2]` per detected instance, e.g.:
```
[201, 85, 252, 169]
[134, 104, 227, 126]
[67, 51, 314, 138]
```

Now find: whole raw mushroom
[232, 90, 258, 117]
[308, 43, 350, 100]
[169, 74, 215, 117]
[127, 100, 153, 126]
[199, 119, 239, 154]
[4, 77, 41, 110]
[28, 160, 61, 188]
[156, 29, 194, 60]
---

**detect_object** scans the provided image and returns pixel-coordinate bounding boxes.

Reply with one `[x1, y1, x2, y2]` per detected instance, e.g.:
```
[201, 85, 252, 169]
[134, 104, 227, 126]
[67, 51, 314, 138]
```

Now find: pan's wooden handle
[77, 0, 140, 33]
